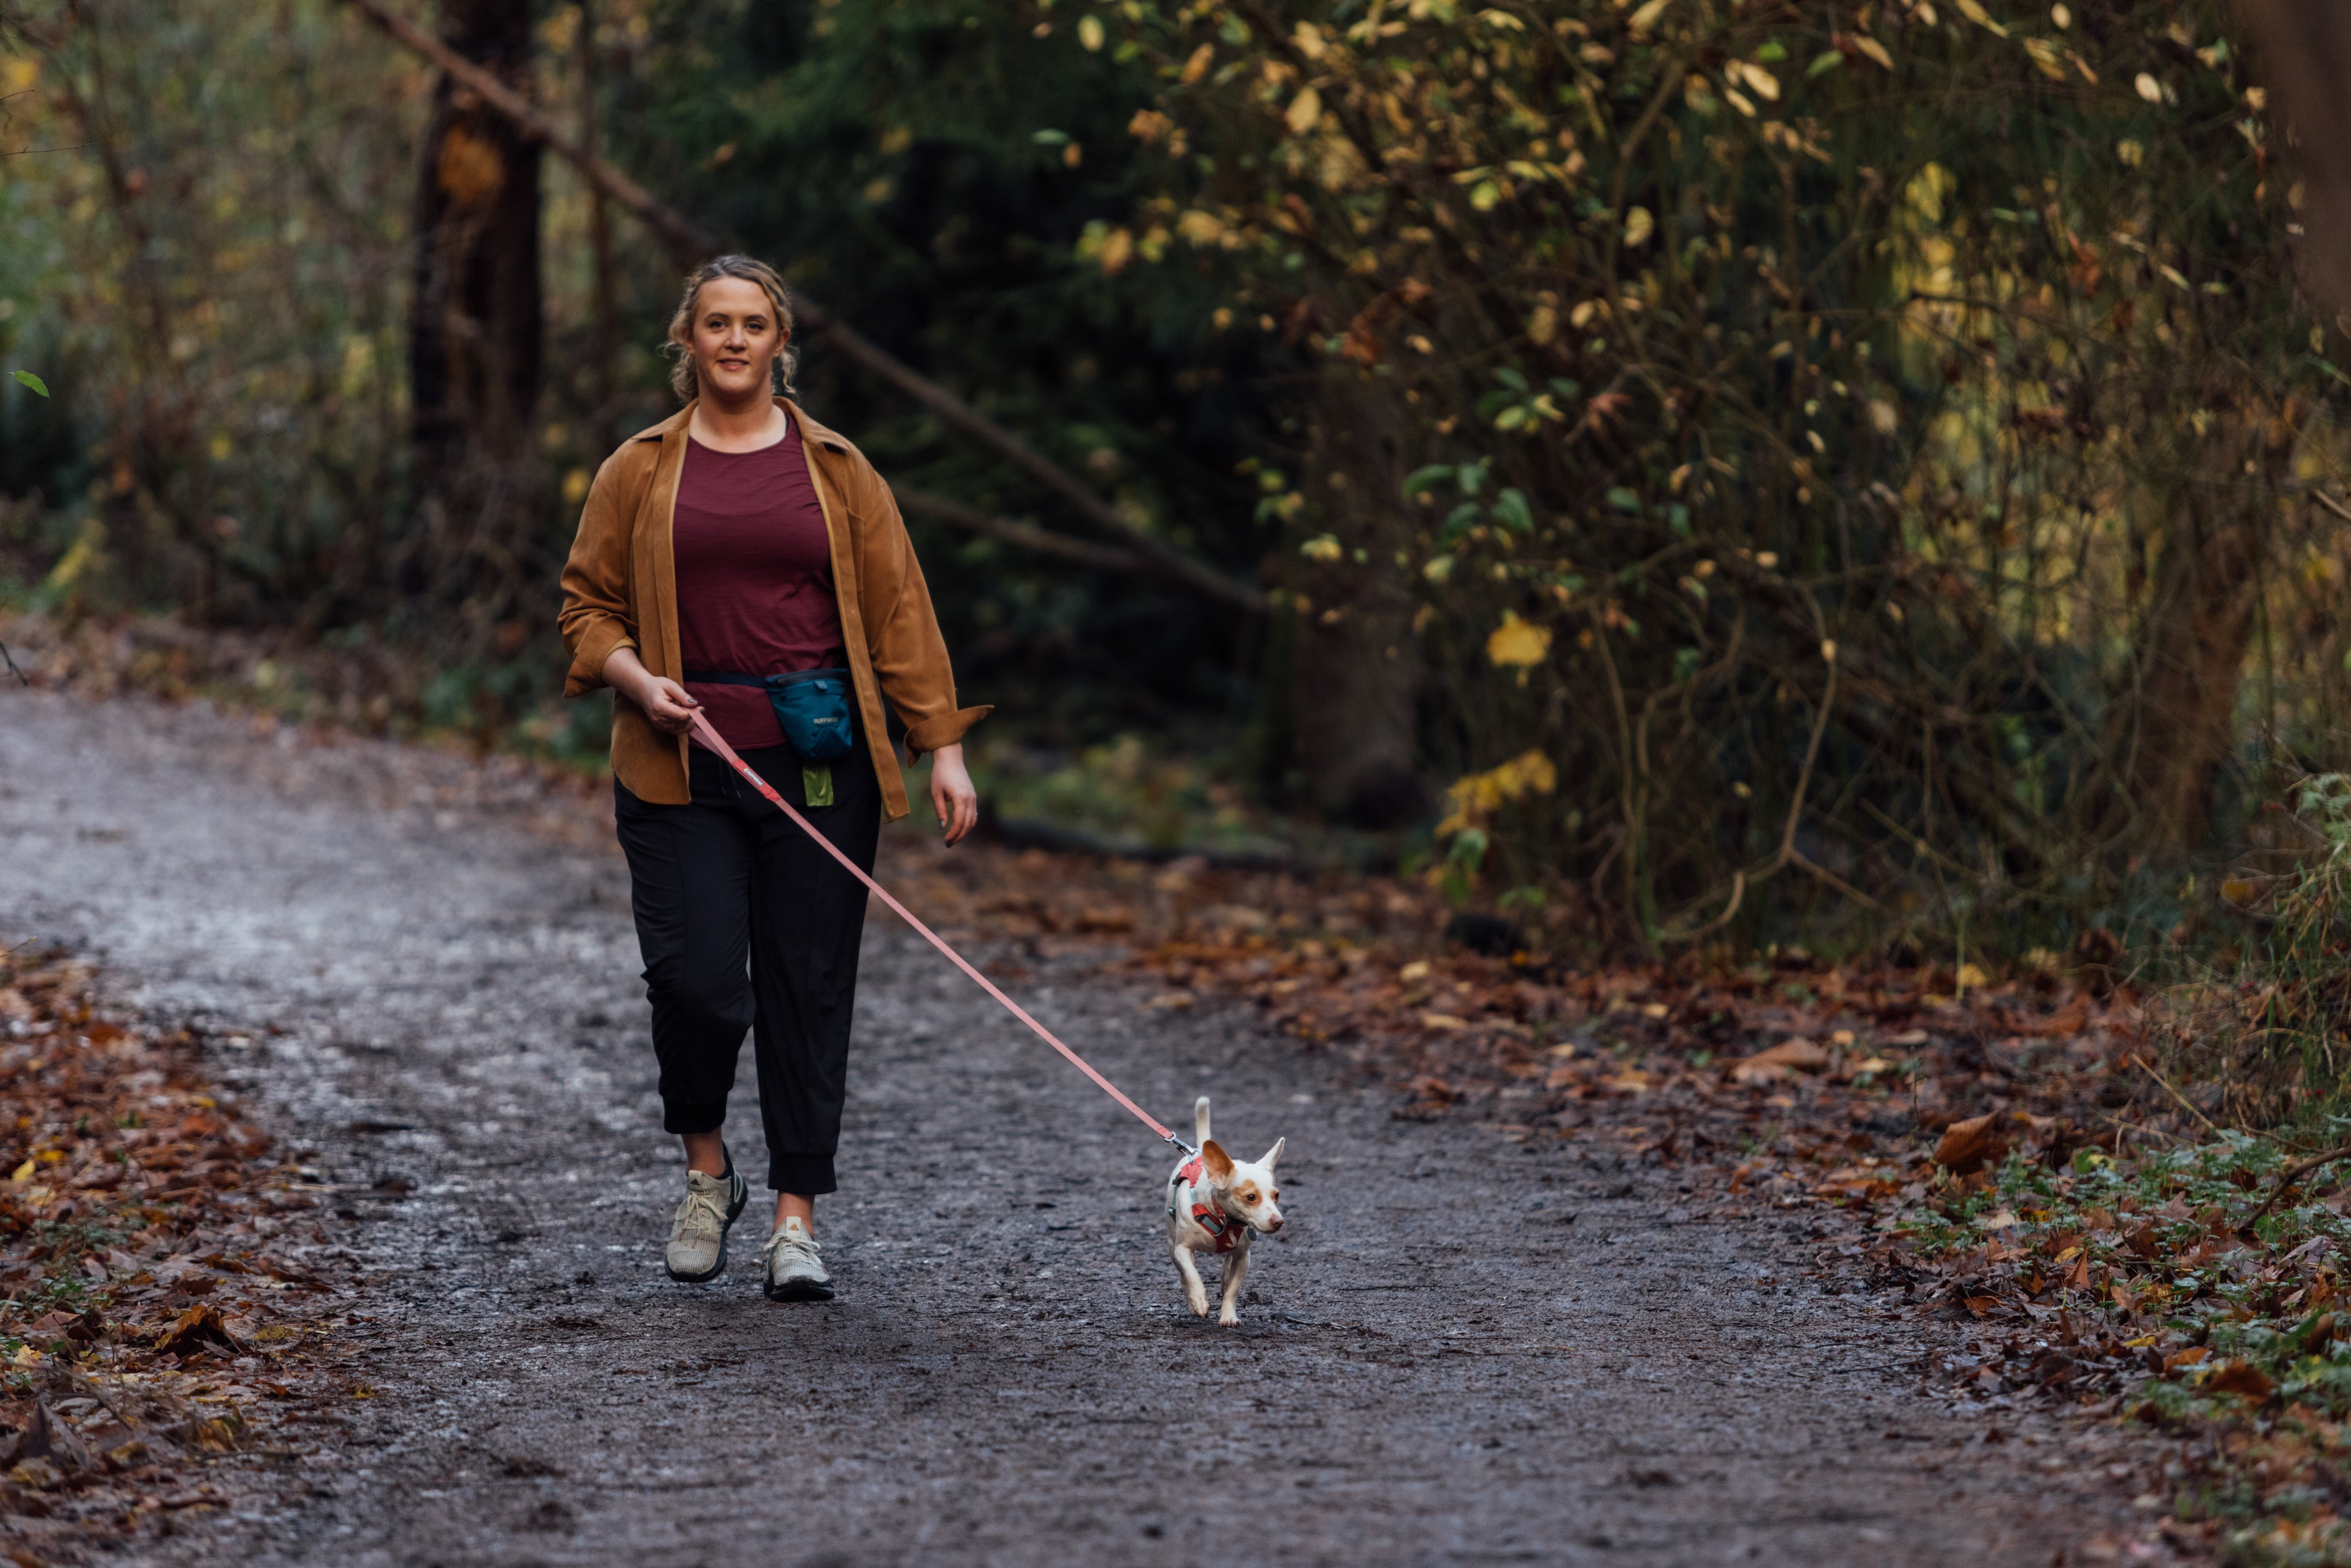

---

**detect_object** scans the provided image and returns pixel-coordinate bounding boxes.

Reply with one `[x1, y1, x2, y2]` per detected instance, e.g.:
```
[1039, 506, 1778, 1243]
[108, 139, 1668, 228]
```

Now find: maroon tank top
[672, 428, 845, 750]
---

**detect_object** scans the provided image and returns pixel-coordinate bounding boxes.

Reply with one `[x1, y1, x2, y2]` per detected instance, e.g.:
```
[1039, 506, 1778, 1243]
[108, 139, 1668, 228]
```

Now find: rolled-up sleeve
[557, 456, 639, 697]
[866, 480, 990, 758]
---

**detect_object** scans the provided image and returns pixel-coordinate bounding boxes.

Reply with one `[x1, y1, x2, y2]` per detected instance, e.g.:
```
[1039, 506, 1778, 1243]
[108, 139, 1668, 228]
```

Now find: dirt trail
[0, 689, 2157, 1565]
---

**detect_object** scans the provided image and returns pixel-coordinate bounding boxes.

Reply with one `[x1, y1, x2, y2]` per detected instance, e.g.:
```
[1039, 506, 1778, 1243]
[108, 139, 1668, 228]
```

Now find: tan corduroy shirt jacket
[558, 398, 989, 822]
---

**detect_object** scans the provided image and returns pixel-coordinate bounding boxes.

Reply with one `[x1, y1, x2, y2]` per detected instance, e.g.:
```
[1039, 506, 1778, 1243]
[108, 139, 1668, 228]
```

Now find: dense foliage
[1078, 0, 2347, 948]
[6, 0, 2350, 956]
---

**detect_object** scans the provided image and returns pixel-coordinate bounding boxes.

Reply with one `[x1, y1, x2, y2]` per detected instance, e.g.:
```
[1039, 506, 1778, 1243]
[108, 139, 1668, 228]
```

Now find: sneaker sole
[763, 1274, 834, 1303]
[664, 1177, 750, 1285]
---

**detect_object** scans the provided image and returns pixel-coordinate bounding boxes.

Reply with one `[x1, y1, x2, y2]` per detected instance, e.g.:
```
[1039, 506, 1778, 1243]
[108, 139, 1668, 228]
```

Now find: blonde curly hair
[664, 255, 798, 402]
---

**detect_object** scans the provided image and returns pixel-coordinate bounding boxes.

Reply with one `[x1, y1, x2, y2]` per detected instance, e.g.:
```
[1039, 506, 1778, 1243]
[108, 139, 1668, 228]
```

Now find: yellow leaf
[1177, 210, 1224, 245]
[1621, 206, 1654, 247]
[1626, 0, 1672, 31]
[1724, 87, 1757, 117]
[2221, 877, 2258, 903]
[1098, 226, 1135, 275]
[1181, 43, 1214, 83]
[7, 1158, 31, 1183]
[1954, 0, 2007, 36]
[2135, 71, 2162, 102]
[1286, 85, 1323, 136]
[1853, 34, 1893, 69]
[1486, 612, 1552, 669]
[1527, 305, 1558, 344]
[1736, 61, 1780, 101]
[1077, 14, 1105, 51]
[1956, 961, 1988, 992]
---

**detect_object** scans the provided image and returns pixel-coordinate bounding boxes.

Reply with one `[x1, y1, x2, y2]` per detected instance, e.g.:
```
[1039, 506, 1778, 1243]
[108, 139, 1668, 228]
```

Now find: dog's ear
[1261, 1136, 1285, 1170]
[1201, 1140, 1234, 1180]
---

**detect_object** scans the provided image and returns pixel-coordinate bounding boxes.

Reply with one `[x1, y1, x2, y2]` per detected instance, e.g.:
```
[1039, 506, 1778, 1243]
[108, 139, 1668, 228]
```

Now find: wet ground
[0, 689, 2163, 1565]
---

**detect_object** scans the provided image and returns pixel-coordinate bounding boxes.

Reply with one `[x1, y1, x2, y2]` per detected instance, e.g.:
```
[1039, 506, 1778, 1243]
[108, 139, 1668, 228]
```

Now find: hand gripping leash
[687, 711, 1196, 1156]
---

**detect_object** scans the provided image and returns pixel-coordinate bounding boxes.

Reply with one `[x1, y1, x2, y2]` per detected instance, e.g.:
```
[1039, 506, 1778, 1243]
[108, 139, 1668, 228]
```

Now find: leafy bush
[1090, 0, 2346, 949]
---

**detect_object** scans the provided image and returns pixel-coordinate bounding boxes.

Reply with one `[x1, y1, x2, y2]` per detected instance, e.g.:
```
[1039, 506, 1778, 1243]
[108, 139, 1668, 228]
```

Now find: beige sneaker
[664, 1160, 749, 1283]
[761, 1217, 832, 1301]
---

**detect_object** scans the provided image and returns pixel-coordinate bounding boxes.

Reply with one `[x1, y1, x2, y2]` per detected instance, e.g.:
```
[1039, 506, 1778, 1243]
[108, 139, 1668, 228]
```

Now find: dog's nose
[1261, 1213, 1283, 1232]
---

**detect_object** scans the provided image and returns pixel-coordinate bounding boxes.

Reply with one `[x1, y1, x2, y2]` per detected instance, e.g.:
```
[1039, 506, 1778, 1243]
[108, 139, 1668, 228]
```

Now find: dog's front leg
[1172, 1239, 1211, 1318]
[1218, 1233, 1251, 1327]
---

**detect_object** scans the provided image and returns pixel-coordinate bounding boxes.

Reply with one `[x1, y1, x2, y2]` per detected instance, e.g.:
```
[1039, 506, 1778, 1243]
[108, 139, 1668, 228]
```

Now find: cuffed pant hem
[663, 1101, 728, 1136]
[767, 1153, 837, 1196]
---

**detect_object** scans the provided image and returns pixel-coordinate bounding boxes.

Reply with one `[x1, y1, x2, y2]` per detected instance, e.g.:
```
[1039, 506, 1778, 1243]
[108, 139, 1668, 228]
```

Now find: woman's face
[689, 276, 786, 404]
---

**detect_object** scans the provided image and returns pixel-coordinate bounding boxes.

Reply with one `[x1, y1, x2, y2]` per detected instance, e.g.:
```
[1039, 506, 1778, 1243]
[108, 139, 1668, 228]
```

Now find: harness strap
[687, 710, 1190, 1152]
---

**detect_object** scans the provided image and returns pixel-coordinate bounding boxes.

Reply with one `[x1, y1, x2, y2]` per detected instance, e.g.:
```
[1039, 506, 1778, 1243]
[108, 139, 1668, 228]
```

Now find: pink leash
[687, 711, 1192, 1153]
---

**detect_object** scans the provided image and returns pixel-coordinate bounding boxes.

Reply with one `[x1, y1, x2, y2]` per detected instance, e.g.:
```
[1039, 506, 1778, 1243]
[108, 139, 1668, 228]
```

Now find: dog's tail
[1194, 1095, 1213, 1147]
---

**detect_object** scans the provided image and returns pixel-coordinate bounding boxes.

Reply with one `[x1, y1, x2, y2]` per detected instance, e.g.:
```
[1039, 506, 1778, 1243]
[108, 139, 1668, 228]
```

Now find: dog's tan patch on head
[1236, 1184, 1259, 1205]
[1201, 1140, 1234, 1179]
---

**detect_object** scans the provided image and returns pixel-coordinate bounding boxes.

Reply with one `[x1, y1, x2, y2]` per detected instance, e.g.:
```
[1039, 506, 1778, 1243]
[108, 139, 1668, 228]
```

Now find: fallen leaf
[1728, 1037, 1830, 1084]
[1934, 1113, 2010, 1175]
[153, 1303, 248, 1360]
[2207, 1362, 2275, 1401]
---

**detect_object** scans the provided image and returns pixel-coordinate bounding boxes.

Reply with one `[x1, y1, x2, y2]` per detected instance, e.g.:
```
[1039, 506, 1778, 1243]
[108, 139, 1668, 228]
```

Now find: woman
[558, 255, 985, 1302]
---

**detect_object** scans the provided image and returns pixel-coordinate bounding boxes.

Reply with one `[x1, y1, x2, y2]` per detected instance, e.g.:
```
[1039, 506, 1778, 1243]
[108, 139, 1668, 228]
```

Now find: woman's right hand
[602, 645, 701, 735]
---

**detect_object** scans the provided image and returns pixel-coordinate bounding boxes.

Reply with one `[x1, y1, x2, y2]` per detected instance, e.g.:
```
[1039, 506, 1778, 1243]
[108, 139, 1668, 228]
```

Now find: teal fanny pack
[684, 666, 857, 806]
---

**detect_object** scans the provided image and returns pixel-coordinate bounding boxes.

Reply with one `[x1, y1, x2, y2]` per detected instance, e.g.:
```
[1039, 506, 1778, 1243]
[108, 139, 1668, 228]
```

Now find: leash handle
[685, 712, 1181, 1146]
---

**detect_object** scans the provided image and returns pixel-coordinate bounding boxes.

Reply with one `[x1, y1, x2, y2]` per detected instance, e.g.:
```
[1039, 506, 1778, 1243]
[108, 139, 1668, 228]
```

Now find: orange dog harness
[1169, 1154, 1242, 1254]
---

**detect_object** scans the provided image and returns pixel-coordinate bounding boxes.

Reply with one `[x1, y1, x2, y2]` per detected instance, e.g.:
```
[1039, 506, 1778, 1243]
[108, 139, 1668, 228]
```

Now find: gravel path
[0, 689, 2156, 1565]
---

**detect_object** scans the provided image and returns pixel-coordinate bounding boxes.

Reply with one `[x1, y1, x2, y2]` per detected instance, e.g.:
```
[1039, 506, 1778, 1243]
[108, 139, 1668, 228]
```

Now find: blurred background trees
[1, 0, 2343, 958]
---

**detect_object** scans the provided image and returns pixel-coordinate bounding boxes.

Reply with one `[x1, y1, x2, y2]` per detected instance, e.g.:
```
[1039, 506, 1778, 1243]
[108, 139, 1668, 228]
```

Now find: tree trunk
[406, 0, 543, 628]
[2123, 512, 2264, 850]
[2116, 419, 2288, 853]
[1289, 388, 1429, 829]
[2232, 3, 2351, 317]
[575, 0, 618, 428]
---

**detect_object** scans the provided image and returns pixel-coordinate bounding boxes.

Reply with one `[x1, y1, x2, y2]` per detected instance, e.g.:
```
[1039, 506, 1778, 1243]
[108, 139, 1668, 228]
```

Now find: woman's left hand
[928, 743, 979, 847]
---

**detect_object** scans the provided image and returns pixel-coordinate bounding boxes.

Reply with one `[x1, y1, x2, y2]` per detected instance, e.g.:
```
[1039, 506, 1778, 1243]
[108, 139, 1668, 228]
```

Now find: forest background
[4, 0, 2350, 1008]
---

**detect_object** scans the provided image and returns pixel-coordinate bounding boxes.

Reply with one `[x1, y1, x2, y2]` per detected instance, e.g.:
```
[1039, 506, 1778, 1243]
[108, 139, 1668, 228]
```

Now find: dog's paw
[1218, 1306, 1239, 1327]
[1186, 1289, 1210, 1317]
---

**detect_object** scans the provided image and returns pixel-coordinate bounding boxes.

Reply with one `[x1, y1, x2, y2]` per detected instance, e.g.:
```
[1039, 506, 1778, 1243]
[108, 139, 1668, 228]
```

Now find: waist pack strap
[683, 664, 850, 689]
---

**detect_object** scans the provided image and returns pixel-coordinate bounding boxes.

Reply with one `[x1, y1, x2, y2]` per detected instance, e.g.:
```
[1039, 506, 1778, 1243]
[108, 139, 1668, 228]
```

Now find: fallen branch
[2244, 1143, 2351, 1227]
[341, 0, 1266, 615]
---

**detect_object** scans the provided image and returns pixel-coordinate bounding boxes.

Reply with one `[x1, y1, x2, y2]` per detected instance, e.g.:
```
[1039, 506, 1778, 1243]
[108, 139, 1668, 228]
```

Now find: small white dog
[1165, 1096, 1285, 1325]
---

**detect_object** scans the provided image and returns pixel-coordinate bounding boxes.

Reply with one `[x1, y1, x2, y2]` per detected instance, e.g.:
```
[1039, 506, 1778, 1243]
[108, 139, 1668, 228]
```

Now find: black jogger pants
[613, 741, 879, 1195]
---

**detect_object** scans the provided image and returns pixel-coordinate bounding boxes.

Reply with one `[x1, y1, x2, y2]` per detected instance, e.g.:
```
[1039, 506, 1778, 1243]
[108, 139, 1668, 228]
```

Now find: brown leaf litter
[0, 948, 365, 1559]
